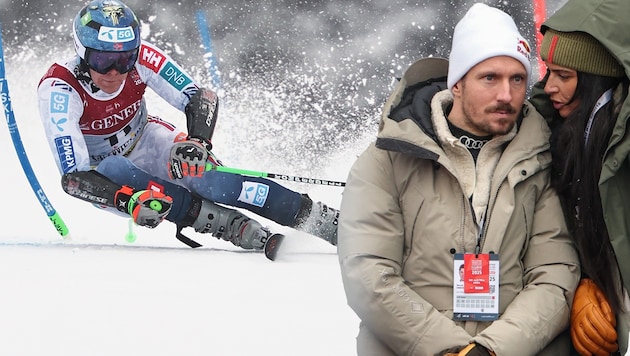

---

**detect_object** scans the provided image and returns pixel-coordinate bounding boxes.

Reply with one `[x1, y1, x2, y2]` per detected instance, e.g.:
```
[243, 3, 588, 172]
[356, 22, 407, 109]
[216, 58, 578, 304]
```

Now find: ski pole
[195, 10, 221, 90]
[205, 163, 346, 187]
[0, 22, 69, 237]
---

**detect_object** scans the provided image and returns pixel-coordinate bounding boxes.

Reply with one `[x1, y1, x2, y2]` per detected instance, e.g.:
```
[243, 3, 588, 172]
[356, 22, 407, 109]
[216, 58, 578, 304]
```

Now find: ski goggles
[85, 48, 139, 74]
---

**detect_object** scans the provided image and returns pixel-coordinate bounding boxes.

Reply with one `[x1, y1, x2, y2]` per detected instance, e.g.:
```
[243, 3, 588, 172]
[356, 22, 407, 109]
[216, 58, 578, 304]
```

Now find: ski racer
[37, 0, 338, 252]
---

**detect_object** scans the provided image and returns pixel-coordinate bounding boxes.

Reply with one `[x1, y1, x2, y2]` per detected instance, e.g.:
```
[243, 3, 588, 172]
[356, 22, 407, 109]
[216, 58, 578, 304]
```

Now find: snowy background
[0, 1, 565, 355]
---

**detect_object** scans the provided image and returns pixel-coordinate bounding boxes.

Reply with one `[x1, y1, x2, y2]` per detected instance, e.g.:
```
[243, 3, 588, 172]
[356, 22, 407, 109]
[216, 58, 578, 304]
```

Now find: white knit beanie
[447, 3, 532, 90]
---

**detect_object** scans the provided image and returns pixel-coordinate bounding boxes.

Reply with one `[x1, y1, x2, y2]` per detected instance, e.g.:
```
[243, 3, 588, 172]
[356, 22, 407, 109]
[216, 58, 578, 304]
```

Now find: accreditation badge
[452, 253, 499, 321]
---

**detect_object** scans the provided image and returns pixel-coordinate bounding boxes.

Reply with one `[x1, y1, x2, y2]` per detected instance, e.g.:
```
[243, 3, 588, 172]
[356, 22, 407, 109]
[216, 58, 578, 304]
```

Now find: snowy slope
[0, 62, 362, 356]
[0, 31, 368, 356]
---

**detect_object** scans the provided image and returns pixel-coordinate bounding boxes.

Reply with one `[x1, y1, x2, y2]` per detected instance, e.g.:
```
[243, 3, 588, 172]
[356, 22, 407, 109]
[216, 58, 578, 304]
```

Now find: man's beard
[463, 102, 518, 136]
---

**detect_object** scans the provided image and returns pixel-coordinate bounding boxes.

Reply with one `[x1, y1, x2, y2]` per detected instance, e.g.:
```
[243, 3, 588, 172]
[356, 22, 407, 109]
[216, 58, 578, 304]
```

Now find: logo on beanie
[517, 39, 531, 59]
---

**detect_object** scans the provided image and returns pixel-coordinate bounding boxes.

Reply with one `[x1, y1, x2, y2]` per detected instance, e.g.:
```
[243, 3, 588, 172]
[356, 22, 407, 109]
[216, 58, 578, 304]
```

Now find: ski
[176, 227, 285, 262]
[62, 171, 286, 261]
[263, 233, 284, 261]
[62, 172, 284, 261]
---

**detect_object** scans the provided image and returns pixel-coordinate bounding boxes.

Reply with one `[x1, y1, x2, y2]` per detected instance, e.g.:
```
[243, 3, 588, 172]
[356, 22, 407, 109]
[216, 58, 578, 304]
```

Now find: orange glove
[571, 278, 618, 356]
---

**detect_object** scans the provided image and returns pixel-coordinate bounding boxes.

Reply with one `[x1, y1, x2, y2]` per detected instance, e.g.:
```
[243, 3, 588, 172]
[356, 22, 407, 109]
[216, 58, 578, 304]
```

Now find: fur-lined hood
[375, 57, 551, 225]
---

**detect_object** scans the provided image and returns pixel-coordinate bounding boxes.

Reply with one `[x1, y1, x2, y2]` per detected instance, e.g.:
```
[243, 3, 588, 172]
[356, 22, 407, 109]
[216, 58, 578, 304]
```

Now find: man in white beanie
[447, 3, 532, 91]
[338, 2, 579, 355]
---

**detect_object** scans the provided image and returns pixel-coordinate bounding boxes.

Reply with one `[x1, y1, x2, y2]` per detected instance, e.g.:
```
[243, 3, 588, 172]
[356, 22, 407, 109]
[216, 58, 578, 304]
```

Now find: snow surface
[0, 77, 364, 356]
[0, 75, 374, 355]
[0, 30, 372, 356]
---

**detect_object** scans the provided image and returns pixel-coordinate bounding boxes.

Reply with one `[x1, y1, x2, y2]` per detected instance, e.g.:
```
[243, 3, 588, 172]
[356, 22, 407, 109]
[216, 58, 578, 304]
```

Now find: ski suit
[37, 41, 303, 226]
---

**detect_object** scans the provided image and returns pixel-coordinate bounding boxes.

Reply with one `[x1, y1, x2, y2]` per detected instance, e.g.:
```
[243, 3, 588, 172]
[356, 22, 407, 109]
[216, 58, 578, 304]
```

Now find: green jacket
[532, 0, 630, 302]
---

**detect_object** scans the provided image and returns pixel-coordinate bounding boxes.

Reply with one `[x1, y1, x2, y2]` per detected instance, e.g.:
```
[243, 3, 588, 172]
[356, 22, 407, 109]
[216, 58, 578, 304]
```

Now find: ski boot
[294, 194, 339, 246]
[187, 198, 272, 250]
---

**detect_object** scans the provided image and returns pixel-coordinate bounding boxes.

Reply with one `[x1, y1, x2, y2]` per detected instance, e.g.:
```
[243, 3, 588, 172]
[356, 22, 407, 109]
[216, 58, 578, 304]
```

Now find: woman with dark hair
[547, 70, 626, 315]
[530, 0, 630, 354]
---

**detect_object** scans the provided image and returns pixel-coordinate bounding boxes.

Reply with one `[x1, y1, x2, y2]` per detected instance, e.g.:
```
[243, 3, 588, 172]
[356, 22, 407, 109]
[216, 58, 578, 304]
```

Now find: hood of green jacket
[542, 0, 630, 180]
[543, 0, 630, 295]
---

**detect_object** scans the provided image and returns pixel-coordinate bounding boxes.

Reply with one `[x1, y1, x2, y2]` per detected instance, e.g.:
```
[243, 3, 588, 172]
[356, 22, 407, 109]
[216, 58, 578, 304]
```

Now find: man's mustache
[487, 103, 516, 114]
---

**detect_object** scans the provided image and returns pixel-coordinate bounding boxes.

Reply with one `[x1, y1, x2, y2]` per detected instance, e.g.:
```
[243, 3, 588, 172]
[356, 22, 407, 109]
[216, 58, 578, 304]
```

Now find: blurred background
[0, 0, 567, 182]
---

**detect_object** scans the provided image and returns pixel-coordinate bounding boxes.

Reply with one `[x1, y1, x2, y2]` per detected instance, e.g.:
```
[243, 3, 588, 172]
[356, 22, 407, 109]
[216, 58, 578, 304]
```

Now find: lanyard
[475, 212, 486, 255]
[584, 89, 613, 146]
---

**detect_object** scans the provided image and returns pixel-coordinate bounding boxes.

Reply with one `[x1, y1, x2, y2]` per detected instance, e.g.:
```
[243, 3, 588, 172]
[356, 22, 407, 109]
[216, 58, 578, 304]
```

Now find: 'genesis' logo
[80, 100, 141, 132]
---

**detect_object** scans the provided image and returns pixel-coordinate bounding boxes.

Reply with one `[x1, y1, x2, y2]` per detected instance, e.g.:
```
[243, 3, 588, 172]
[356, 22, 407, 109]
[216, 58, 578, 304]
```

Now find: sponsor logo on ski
[139, 45, 165, 73]
[238, 182, 269, 208]
[160, 63, 192, 90]
[54, 136, 76, 173]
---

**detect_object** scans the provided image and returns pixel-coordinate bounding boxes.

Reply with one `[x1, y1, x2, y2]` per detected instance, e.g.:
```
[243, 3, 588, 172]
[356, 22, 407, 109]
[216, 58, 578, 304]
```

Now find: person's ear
[452, 81, 462, 96]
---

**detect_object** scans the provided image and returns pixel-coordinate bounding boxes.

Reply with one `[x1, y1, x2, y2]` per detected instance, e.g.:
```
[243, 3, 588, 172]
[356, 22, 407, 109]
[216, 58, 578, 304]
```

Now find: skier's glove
[115, 186, 173, 228]
[436, 343, 495, 356]
[168, 137, 211, 179]
[571, 278, 618, 356]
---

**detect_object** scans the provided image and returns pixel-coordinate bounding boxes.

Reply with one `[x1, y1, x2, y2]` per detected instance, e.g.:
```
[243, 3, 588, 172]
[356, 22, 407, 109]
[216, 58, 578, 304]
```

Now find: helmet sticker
[101, 3, 125, 25]
[80, 12, 92, 26]
[97, 26, 136, 43]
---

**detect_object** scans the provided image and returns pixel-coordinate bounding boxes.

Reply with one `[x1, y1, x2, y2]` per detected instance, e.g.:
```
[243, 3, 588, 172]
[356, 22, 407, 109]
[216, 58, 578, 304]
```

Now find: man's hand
[571, 278, 618, 356]
[168, 138, 210, 179]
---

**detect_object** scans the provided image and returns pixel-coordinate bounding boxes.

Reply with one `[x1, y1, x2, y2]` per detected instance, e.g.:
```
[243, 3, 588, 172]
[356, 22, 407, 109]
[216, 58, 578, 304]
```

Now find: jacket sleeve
[472, 180, 580, 354]
[135, 41, 200, 112]
[38, 72, 92, 174]
[338, 144, 472, 355]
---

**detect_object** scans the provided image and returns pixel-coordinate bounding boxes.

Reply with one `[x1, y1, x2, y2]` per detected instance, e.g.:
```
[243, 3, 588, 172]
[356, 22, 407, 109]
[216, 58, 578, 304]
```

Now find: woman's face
[543, 61, 580, 119]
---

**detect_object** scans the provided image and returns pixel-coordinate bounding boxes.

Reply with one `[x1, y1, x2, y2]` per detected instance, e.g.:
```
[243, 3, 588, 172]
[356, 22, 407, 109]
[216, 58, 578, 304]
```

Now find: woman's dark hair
[550, 71, 628, 313]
